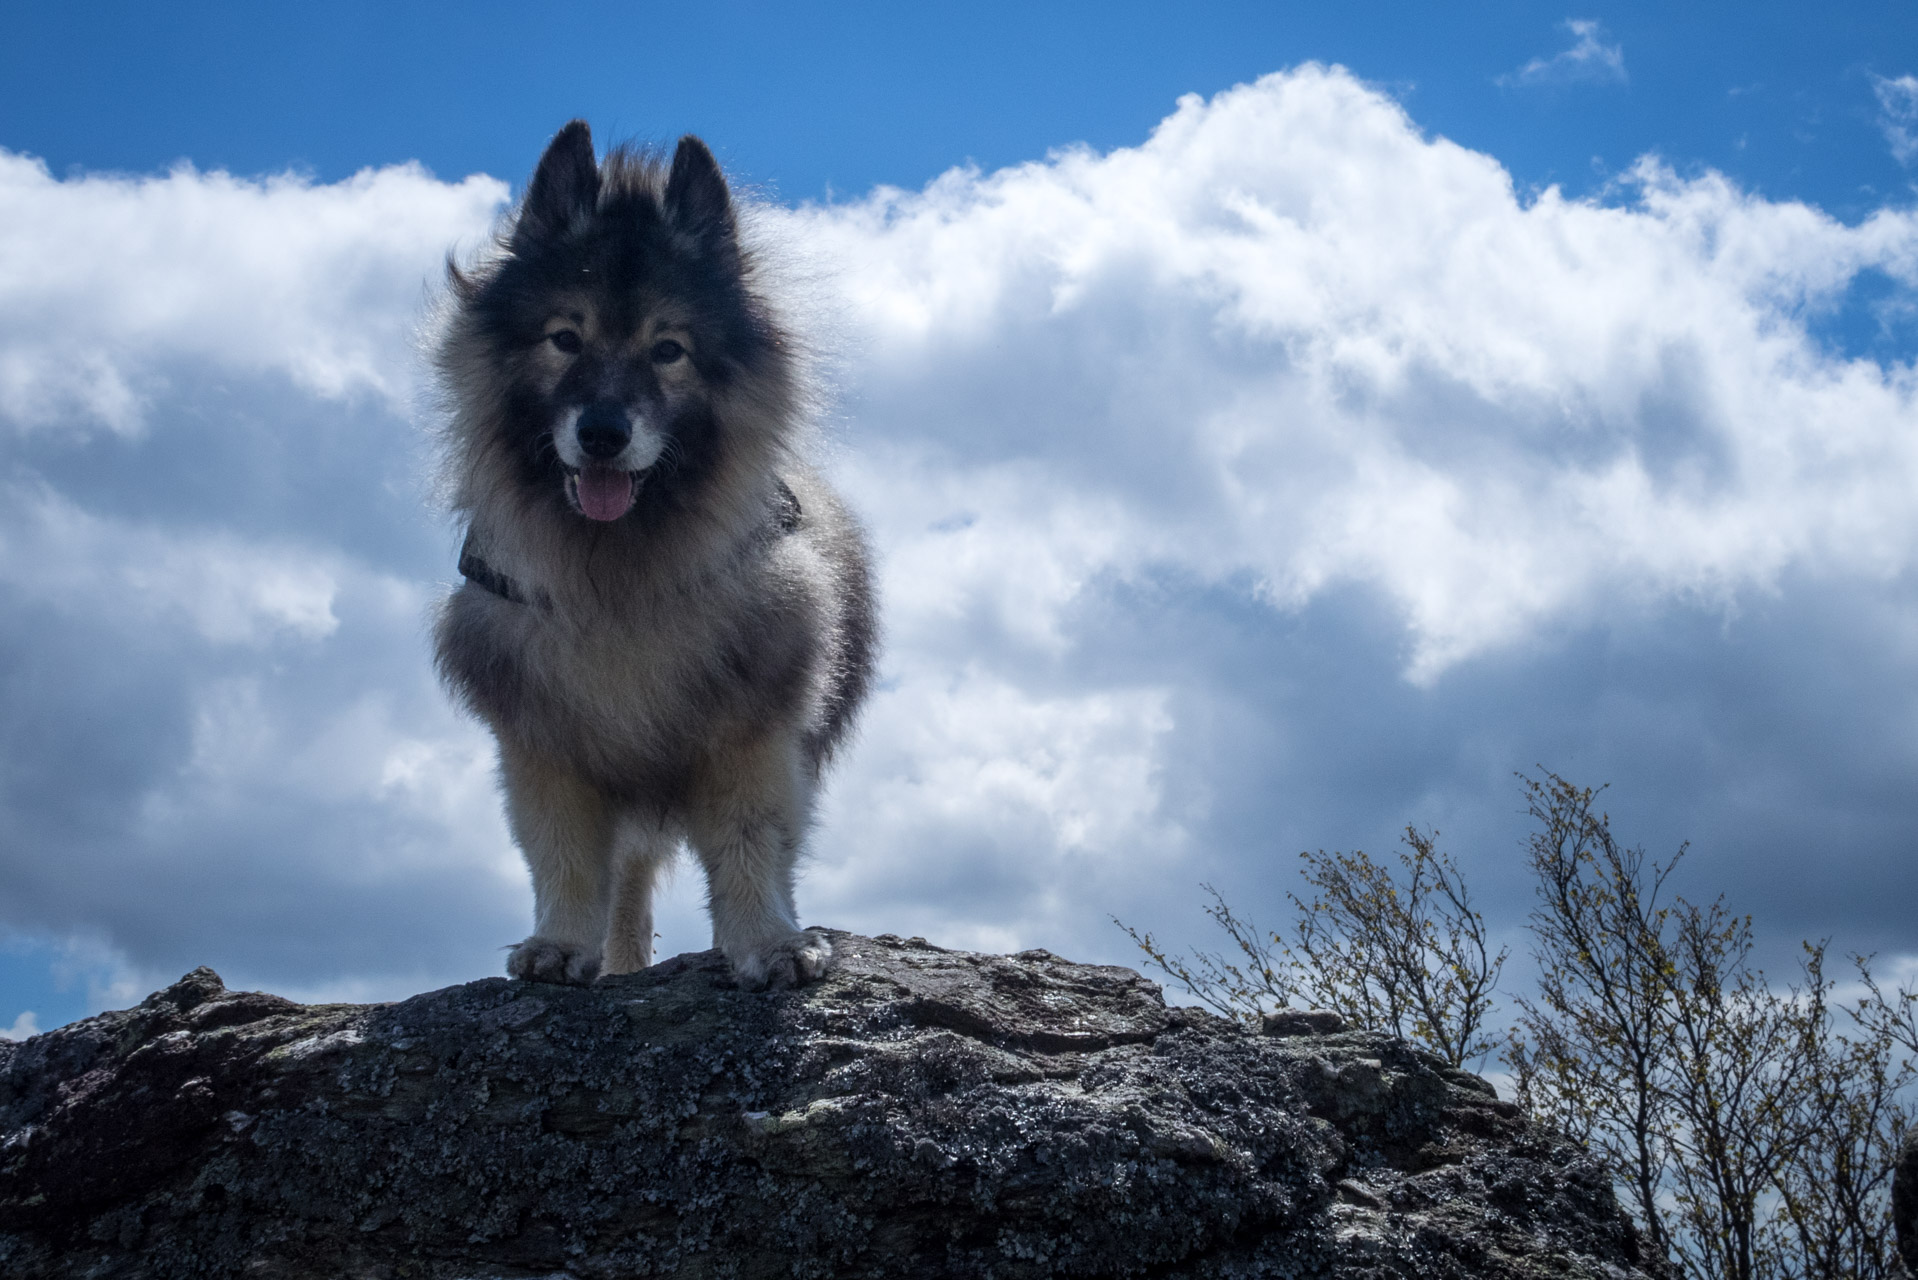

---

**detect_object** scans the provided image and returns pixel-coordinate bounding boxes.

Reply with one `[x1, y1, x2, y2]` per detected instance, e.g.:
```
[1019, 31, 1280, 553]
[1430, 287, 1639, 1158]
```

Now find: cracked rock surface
[0, 932, 1662, 1278]
[1895, 1126, 1918, 1277]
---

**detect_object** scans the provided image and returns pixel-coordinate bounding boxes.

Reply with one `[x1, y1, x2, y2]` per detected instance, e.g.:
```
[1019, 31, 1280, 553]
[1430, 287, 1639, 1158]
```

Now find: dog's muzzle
[565, 400, 646, 522]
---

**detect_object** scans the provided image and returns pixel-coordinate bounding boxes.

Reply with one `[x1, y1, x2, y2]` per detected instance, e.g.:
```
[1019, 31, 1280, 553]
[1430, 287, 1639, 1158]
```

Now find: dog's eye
[651, 339, 686, 364]
[548, 330, 583, 355]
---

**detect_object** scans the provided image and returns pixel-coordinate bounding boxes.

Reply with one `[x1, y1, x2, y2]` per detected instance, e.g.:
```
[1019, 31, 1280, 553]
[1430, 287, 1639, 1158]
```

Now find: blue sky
[8, 3, 1913, 205]
[2, 1, 1916, 1037]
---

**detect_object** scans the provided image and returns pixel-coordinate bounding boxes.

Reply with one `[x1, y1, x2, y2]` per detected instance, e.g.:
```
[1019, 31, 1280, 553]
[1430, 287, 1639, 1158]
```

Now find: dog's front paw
[506, 936, 601, 985]
[730, 930, 833, 992]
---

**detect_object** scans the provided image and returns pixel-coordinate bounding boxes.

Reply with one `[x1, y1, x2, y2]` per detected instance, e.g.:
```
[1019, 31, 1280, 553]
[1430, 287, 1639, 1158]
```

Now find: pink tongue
[576, 467, 634, 521]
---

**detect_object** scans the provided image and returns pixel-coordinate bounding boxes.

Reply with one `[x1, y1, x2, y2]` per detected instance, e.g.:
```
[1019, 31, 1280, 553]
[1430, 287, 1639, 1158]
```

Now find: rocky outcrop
[0, 932, 1662, 1279]
[1895, 1126, 1918, 1277]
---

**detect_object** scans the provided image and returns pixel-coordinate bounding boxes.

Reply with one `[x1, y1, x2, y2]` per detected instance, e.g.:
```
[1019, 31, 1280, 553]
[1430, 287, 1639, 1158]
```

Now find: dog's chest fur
[441, 530, 820, 800]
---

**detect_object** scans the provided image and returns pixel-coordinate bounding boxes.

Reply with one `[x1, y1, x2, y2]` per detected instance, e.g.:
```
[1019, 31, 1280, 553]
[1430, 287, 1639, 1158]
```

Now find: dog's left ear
[664, 135, 738, 257]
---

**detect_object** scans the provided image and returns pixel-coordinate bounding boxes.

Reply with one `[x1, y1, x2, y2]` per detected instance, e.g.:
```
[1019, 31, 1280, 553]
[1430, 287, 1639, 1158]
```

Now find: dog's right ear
[664, 135, 738, 258]
[514, 120, 599, 246]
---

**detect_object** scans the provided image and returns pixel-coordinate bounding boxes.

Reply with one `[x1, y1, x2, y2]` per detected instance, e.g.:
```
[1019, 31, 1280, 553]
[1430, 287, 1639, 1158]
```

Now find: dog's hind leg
[602, 815, 678, 975]
[499, 743, 616, 985]
[686, 734, 832, 991]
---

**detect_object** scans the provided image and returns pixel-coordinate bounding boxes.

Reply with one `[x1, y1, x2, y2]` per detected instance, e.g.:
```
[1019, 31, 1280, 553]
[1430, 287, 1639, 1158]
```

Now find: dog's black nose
[576, 401, 632, 459]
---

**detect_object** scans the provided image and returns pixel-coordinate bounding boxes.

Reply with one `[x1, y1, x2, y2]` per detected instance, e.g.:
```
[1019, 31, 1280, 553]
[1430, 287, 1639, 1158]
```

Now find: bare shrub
[1117, 827, 1506, 1069]
[1127, 771, 1918, 1279]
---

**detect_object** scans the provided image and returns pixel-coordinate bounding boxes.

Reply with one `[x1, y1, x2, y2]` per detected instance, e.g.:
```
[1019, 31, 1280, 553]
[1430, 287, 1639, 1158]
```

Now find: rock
[1262, 1009, 1346, 1037]
[1895, 1126, 1918, 1277]
[0, 933, 1662, 1279]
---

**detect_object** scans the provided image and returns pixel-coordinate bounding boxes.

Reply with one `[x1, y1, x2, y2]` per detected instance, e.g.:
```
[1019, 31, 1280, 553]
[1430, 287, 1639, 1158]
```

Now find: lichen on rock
[0, 933, 1663, 1278]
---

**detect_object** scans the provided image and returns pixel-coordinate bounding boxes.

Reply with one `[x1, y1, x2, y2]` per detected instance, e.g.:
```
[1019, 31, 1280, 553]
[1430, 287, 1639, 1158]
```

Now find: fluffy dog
[432, 121, 875, 990]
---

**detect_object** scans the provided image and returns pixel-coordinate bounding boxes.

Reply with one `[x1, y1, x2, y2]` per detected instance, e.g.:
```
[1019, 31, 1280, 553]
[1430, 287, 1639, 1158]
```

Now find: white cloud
[814, 666, 1182, 952]
[789, 65, 1918, 680]
[1874, 73, 1918, 166]
[1498, 20, 1628, 88]
[0, 150, 528, 1009]
[0, 151, 506, 435]
[1, 1011, 40, 1041]
[0, 482, 343, 645]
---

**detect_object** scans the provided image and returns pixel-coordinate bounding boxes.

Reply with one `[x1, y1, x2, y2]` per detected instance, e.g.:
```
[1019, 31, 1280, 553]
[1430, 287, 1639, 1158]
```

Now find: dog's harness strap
[458, 531, 525, 604]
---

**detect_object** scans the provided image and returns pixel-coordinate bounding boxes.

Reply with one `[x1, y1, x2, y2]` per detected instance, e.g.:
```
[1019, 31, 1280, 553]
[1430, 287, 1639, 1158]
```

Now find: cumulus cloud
[1875, 73, 1918, 166]
[0, 151, 504, 434]
[0, 483, 343, 645]
[0, 151, 516, 1003]
[1498, 20, 1628, 88]
[813, 667, 1181, 954]
[2, 64, 1917, 1016]
[791, 67, 1918, 681]
[766, 68, 1918, 969]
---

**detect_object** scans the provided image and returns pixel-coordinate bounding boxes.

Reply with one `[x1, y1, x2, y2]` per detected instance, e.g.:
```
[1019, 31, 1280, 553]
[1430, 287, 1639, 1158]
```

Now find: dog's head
[444, 121, 790, 525]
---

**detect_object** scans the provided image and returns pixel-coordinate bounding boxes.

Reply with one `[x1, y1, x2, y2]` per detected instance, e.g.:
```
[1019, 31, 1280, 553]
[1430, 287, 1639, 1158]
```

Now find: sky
[2, 1, 1917, 1037]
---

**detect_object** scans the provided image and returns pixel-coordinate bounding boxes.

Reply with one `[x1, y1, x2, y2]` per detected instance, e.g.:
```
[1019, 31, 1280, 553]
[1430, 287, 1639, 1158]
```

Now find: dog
[431, 121, 875, 991]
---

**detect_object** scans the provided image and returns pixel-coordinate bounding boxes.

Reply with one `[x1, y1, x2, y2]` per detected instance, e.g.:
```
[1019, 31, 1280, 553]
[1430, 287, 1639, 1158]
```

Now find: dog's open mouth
[566, 465, 640, 522]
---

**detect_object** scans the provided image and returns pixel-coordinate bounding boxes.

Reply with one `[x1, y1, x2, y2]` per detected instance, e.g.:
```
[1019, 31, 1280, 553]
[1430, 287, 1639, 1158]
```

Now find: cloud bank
[0, 151, 503, 434]
[799, 67, 1918, 677]
[2, 66, 1916, 1027]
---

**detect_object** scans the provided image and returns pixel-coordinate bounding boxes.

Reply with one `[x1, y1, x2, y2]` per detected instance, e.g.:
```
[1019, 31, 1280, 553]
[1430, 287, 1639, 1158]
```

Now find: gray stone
[0, 933, 1663, 1278]
[1895, 1125, 1918, 1277]
[1261, 1009, 1347, 1037]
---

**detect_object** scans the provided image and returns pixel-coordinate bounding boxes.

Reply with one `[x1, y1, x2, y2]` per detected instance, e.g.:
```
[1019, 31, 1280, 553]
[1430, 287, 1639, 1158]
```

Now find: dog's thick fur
[432, 122, 875, 991]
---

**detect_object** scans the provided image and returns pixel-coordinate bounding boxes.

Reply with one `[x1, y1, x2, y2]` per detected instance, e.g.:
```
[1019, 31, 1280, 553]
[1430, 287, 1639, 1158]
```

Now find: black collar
[459, 478, 803, 605]
[457, 533, 527, 604]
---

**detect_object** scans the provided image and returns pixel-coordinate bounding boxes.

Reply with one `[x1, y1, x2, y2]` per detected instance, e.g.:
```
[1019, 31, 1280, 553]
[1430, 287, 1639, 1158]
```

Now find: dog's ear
[515, 120, 599, 245]
[664, 135, 738, 257]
